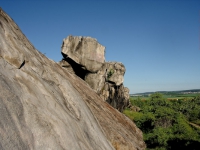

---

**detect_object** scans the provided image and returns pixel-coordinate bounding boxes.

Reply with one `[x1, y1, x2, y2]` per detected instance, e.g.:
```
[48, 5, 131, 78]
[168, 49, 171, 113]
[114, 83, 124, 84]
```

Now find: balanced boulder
[61, 36, 105, 73]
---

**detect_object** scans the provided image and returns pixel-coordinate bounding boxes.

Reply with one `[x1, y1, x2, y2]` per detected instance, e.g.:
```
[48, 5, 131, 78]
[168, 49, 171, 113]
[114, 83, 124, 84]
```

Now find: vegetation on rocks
[124, 93, 200, 150]
[107, 69, 114, 80]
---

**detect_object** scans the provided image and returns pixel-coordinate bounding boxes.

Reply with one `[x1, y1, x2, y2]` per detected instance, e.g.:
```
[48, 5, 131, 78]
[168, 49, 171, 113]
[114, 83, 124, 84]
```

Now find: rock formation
[0, 8, 146, 150]
[60, 36, 131, 112]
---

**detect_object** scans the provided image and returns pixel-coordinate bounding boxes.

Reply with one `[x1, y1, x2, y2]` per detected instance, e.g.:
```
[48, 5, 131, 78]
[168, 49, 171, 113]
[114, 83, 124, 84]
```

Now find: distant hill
[131, 89, 200, 96]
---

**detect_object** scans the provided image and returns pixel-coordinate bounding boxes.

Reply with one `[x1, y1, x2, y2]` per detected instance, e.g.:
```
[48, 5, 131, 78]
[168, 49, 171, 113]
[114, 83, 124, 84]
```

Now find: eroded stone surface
[84, 62, 131, 112]
[0, 8, 145, 150]
[61, 36, 105, 73]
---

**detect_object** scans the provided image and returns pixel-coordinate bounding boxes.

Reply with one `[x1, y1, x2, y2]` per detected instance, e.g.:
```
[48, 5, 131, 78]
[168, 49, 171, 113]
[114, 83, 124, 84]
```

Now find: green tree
[124, 93, 200, 149]
[150, 92, 163, 100]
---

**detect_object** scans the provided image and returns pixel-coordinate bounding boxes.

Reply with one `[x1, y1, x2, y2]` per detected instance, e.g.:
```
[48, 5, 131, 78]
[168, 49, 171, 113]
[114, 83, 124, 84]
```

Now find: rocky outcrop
[84, 62, 130, 112]
[0, 8, 145, 150]
[61, 36, 105, 73]
[61, 36, 131, 112]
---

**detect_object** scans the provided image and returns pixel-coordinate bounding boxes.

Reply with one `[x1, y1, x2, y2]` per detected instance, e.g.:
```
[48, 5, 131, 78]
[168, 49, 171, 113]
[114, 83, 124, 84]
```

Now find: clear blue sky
[1, 0, 200, 94]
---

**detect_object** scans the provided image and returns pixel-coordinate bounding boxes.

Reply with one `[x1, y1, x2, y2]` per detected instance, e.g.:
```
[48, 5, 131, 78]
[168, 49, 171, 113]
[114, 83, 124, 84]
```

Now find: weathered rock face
[84, 62, 130, 112]
[0, 8, 146, 150]
[85, 62, 125, 91]
[61, 36, 130, 112]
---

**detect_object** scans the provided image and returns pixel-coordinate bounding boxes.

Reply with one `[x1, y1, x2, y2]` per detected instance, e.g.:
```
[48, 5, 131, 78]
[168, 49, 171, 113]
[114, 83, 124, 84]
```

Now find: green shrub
[123, 93, 200, 149]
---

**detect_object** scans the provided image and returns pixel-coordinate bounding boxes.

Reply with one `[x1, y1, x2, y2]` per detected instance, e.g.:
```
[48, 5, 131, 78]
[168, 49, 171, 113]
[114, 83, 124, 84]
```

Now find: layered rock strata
[0, 8, 145, 150]
[61, 36, 131, 112]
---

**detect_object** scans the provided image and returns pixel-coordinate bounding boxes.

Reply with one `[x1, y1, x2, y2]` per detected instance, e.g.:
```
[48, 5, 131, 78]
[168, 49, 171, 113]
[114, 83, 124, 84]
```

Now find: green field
[131, 93, 200, 101]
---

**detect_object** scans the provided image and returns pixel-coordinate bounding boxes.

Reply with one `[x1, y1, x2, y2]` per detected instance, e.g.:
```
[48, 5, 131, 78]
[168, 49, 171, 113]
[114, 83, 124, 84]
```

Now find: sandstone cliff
[0, 8, 146, 150]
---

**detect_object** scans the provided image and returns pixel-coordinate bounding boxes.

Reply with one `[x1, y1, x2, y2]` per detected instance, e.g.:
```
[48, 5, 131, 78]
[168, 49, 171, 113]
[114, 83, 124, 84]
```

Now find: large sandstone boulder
[61, 36, 105, 73]
[61, 36, 131, 112]
[0, 8, 145, 150]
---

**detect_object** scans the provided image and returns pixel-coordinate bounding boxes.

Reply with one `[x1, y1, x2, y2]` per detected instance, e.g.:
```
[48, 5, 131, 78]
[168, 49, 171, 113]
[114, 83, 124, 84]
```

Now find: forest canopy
[124, 93, 200, 150]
